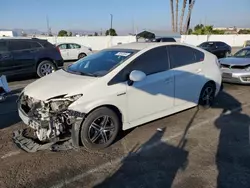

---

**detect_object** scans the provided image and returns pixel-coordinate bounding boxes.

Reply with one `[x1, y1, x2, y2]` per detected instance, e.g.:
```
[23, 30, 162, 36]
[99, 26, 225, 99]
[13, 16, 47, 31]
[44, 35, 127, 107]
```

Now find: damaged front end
[14, 93, 85, 152]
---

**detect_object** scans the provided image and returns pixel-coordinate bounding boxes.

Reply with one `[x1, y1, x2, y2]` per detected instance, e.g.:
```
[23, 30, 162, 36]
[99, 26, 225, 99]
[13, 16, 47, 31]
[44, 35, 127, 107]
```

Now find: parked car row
[0, 38, 92, 78]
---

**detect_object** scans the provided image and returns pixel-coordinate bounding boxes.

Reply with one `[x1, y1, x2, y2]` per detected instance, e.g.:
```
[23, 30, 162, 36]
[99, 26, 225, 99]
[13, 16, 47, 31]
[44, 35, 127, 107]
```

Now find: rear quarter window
[169, 45, 204, 68]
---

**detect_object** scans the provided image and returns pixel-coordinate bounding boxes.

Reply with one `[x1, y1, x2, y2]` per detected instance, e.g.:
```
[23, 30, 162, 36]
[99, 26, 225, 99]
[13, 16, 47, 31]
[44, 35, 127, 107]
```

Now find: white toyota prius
[17, 42, 222, 151]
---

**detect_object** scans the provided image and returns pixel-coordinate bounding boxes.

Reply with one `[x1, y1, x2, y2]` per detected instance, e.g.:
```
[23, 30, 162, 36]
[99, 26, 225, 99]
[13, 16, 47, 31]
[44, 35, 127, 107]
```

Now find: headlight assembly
[48, 94, 82, 113]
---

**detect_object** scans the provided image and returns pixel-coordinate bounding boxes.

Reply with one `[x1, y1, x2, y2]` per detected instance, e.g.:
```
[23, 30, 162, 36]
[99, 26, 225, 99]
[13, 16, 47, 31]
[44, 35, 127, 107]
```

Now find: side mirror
[129, 70, 146, 82]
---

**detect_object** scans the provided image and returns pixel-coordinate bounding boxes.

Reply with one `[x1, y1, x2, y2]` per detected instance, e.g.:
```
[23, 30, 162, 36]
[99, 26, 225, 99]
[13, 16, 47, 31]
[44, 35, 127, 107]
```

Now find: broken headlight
[49, 94, 82, 113]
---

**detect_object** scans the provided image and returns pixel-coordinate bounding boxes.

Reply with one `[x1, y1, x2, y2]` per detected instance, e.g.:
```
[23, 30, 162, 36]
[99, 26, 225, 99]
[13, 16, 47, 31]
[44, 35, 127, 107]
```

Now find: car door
[9, 40, 37, 74]
[125, 46, 174, 123]
[68, 43, 80, 60]
[168, 45, 206, 106]
[0, 40, 15, 76]
[58, 44, 69, 60]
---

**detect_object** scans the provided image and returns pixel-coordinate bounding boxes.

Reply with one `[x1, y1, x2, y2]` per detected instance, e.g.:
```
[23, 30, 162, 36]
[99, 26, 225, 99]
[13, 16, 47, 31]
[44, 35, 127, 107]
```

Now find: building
[136, 29, 181, 41]
[0, 30, 18, 37]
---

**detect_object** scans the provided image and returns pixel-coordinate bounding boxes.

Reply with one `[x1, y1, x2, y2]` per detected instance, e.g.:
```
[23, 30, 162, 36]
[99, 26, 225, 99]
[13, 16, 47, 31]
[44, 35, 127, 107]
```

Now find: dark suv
[151, 37, 176, 42]
[197, 41, 231, 58]
[0, 38, 64, 77]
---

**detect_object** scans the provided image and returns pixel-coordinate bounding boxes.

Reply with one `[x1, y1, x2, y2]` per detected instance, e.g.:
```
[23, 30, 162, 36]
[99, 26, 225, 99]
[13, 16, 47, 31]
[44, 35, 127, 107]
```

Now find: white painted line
[1, 151, 20, 159]
[50, 103, 250, 188]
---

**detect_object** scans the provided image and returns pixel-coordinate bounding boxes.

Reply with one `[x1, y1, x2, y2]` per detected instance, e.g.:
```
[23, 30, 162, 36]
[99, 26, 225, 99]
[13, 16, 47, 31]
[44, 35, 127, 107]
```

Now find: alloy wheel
[88, 115, 116, 144]
[40, 63, 55, 76]
[201, 86, 214, 106]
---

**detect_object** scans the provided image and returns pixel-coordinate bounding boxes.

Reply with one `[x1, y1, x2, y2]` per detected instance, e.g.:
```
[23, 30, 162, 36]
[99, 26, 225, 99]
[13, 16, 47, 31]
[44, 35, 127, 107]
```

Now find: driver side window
[108, 46, 170, 85]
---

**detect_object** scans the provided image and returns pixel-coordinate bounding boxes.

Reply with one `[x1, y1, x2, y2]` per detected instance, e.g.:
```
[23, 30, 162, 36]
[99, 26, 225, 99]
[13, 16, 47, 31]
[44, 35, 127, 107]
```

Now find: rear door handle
[164, 78, 173, 83]
[196, 69, 202, 73]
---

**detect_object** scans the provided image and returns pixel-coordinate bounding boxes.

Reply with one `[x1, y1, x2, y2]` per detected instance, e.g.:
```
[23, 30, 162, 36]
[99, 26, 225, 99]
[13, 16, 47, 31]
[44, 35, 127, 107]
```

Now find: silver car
[219, 47, 250, 84]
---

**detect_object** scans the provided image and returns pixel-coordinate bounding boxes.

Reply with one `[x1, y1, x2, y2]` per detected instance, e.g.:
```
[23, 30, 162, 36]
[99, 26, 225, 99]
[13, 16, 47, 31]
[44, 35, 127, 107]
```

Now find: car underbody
[13, 93, 85, 152]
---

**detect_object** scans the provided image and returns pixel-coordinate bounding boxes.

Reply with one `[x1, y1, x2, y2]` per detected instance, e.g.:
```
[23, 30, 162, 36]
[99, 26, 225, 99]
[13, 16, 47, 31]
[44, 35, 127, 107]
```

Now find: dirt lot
[1, 47, 250, 188]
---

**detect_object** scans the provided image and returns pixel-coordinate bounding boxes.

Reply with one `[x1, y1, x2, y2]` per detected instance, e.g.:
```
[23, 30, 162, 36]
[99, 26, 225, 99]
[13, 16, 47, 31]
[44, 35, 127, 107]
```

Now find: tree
[58, 30, 68, 36]
[179, 0, 187, 34]
[94, 32, 99, 36]
[169, 0, 196, 33]
[238, 29, 250, 34]
[170, 0, 175, 32]
[183, 0, 196, 34]
[191, 24, 225, 35]
[68, 31, 72, 36]
[105, 28, 117, 36]
[175, 0, 179, 32]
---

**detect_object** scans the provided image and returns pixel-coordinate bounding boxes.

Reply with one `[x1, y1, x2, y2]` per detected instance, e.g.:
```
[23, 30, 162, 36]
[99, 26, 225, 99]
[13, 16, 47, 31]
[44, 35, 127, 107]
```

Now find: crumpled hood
[23, 70, 97, 100]
[219, 57, 250, 66]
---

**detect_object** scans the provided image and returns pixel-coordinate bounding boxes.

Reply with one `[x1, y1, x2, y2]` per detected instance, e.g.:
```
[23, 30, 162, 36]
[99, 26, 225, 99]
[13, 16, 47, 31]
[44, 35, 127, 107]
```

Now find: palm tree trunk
[175, 0, 179, 32]
[170, 0, 175, 32]
[183, 0, 195, 34]
[179, 0, 187, 34]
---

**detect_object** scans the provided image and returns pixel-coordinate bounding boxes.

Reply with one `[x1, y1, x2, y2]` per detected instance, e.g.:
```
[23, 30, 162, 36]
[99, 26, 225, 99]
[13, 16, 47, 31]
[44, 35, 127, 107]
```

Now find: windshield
[234, 49, 250, 57]
[65, 49, 138, 77]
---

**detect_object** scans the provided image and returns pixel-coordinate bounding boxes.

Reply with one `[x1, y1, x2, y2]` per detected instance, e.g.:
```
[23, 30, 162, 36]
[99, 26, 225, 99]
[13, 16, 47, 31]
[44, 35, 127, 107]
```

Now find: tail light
[56, 46, 61, 54]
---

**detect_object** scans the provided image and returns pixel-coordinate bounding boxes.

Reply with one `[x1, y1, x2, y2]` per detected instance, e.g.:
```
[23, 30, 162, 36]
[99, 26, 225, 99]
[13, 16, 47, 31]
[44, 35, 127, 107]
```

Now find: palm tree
[175, 0, 179, 32]
[183, 0, 196, 34]
[170, 0, 175, 32]
[179, 0, 187, 34]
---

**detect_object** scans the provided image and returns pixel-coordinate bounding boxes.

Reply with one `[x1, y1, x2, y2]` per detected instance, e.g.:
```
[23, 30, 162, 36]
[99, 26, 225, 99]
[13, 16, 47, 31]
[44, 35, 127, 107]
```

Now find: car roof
[108, 42, 177, 50]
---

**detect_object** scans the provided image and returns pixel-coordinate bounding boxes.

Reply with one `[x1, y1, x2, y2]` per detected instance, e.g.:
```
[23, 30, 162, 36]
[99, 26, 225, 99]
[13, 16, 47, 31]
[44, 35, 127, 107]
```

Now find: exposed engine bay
[18, 93, 83, 143]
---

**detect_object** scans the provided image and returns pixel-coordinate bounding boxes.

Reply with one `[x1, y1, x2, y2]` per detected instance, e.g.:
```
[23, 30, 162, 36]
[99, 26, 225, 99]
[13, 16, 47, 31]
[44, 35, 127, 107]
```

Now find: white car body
[19, 42, 222, 134]
[57, 43, 92, 60]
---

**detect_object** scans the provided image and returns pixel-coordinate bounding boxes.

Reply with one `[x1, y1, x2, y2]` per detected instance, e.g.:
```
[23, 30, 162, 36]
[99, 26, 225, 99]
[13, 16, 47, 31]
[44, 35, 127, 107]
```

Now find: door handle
[196, 69, 202, 73]
[164, 78, 173, 83]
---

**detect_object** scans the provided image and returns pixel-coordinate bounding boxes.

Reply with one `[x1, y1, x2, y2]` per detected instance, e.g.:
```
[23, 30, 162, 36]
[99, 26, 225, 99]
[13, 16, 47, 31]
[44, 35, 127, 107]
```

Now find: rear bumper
[54, 59, 64, 69]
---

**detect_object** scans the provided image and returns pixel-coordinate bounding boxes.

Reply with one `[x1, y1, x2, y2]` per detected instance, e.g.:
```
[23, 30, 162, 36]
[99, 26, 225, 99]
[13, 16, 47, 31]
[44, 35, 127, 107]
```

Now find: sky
[1, 0, 249, 33]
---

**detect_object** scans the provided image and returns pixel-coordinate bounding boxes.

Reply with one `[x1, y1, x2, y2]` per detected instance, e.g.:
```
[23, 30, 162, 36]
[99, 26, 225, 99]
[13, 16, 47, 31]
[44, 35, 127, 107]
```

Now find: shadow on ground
[213, 91, 250, 188]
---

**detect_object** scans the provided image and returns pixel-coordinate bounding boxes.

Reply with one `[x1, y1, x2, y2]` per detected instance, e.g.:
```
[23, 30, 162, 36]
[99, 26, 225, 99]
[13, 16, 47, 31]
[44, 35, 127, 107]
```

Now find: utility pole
[110, 14, 113, 35]
[46, 15, 52, 36]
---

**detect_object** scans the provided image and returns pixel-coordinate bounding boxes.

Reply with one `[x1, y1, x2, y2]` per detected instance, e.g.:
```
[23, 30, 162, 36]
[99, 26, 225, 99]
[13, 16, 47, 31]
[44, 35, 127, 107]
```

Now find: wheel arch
[84, 104, 123, 125]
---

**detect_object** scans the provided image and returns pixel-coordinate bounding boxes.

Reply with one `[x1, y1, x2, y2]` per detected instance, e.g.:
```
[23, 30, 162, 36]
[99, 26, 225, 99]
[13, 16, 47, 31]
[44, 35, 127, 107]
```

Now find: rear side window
[9, 41, 32, 51]
[216, 42, 226, 47]
[169, 45, 204, 68]
[58, 44, 67, 49]
[0, 41, 8, 52]
[30, 42, 42, 48]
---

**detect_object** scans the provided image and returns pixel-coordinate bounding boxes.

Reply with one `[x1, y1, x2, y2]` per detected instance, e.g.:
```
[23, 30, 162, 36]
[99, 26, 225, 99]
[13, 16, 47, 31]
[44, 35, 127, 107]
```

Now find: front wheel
[80, 107, 121, 151]
[198, 82, 216, 109]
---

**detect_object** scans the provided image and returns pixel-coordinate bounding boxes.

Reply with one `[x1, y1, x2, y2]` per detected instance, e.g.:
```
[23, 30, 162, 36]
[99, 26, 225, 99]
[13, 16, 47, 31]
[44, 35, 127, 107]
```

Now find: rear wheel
[78, 53, 86, 59]
[37, 60, 56, 77]
[80, 107, 121, 151]
[198, 82, 216, 109]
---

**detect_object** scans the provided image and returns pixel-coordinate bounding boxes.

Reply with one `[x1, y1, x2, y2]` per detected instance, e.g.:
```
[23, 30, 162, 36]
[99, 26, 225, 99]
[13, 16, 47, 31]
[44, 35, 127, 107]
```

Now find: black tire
[78, 53, 86, 59]
[198, 82, 216, 109]
[80, 107, 121, 151]
[37, 60, 56, 77]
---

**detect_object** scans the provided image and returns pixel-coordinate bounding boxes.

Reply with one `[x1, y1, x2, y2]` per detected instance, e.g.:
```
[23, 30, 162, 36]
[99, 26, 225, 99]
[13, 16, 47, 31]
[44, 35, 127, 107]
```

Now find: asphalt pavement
[1, 47, 250, 188]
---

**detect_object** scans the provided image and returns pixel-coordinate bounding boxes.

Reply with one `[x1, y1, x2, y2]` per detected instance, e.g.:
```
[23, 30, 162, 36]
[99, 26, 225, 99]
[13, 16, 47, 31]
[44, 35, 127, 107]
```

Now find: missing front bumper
[13, 128, 76, 152]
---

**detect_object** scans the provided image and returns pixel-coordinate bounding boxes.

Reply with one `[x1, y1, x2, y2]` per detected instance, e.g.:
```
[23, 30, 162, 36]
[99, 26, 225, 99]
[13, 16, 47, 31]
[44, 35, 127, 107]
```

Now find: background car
[197, 41, 231, 58]
[17, 42, 222, 151]
[243, 40, 250, 47]
[56, 43, 92, 60]
[151, 37, 176, 42]
[0, 38, 63, 77]
[219, 47, 250, 84]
